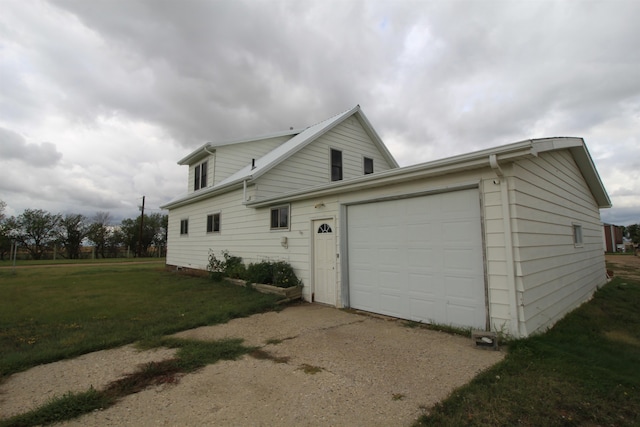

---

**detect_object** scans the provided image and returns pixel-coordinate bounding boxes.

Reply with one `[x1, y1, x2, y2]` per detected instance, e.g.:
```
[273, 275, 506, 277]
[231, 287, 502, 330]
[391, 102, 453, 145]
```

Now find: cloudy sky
[1, 0, 639, 226]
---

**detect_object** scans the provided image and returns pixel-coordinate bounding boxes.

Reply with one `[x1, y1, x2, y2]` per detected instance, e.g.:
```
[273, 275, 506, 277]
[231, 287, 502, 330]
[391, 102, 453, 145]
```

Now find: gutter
[248, 146, 536, 208]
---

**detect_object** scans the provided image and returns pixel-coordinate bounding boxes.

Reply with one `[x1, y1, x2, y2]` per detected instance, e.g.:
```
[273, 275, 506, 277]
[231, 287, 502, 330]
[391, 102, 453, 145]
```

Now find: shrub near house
[207, 250, 302, 289]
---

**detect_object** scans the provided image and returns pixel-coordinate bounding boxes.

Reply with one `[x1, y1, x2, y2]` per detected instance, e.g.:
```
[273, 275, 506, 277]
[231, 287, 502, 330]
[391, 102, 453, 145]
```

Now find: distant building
[603, 223, 624, 252]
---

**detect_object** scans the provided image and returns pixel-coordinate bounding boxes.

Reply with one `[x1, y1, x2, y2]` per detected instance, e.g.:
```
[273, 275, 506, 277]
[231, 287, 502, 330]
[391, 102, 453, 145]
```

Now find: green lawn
[416, 275, 640, 426]
[0, 263, 280, 378]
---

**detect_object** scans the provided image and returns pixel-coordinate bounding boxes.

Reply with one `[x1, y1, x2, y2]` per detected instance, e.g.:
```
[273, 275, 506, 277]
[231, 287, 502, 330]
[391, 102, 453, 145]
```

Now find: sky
[1, 0, 639, 226]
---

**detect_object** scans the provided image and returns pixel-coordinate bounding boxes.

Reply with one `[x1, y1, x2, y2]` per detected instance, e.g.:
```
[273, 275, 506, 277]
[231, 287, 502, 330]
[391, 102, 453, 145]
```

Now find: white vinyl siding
[255, 117, 395, 199]
[187, 158, 212, 194]
[166, 141, 607, 338]
[510, 151, 606, 335]
[213, 136, 290, 184]
[166, 188, 310, 272]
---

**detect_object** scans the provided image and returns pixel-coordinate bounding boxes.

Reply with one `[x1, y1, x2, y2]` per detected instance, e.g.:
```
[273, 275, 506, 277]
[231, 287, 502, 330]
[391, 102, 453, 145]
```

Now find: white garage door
[347, 189, 487, 329]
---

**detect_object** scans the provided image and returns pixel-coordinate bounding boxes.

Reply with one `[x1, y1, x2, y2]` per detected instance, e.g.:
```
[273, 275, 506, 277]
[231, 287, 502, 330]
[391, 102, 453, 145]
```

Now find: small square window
[573, 224, 583, 246]
[180, 219, 189, 235]
[207, 213, 220, 233]
[270, 205, 290, 230]
[364, 157, 374, 174]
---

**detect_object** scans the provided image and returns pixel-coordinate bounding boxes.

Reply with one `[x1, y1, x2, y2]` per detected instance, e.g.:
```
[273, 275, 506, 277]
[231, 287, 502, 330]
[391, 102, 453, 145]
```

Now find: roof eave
[160, 180, 246, 210]
[177, 128, 304, 166]
[246, 137, 611, 209]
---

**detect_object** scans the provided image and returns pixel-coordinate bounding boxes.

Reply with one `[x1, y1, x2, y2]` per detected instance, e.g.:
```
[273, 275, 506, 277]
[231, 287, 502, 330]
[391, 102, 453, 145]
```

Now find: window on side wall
[270, 205, 290, 230]
[207, 213, 220, 233]
[573, 223, 583, 247]
[331, 149, 343, 181]
[364, 157, 374, 175]
[194, 160, 208, 191]
[180, 219, 189, 235]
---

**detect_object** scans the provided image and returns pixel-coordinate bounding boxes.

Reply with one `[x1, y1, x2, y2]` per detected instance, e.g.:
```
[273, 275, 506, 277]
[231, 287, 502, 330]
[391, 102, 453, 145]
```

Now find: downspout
[243, 179, 247, 202]
[489, 154, 523, 337]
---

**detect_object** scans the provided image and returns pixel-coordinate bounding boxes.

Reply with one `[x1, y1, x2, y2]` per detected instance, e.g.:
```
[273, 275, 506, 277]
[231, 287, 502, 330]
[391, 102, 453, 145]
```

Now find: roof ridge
[303, 105, 360, 130]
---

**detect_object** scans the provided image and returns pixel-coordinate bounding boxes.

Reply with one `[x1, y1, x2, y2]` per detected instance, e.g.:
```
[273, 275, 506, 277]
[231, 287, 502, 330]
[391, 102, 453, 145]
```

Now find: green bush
[207, 251, 302, 288]
[272, 261, 302, 288]
[207, 250, 246, 281]
[246, 260, 302, 288]
[223, 254, 245, 279]
[246, 261, 274, 284]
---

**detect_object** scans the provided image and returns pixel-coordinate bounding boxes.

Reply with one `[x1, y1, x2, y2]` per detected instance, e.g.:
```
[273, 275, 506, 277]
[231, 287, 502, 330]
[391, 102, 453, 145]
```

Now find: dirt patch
[606, 254, 640, 281]
[1, 305, 504, 426]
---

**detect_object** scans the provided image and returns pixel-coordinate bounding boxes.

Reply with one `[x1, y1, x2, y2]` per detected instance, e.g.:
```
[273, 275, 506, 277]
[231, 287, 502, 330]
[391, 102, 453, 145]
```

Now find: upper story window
[331, 149, 342, 181]
[180, 218, 189, 235]
[364, 157, 374, 175]
[207, 213, 221, 233]
[270, 205, 290, 230]
[194, 161, 208, 191]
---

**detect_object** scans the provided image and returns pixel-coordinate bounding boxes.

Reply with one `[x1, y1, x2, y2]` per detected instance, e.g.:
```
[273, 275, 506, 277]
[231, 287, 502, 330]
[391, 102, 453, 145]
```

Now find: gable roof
[162, 105, 399, 209]
[215, 105, 397, 186]
[246, 137, 611, 209]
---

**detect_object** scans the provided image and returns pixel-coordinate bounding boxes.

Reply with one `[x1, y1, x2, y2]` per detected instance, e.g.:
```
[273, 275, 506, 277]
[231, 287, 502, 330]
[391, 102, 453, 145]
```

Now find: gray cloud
[0, 127, 63, 167]
[0, 0, 638, 224]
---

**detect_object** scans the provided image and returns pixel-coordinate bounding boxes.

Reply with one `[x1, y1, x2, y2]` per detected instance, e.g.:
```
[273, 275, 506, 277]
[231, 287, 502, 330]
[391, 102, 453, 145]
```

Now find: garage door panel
[379, 248, 403, 266]
[445, 275, 479, 298]
[444, 248, 480, 271]
[348, 189, 486, 329]
[408, 274, 441, 295]
[407, 248, 434, 267]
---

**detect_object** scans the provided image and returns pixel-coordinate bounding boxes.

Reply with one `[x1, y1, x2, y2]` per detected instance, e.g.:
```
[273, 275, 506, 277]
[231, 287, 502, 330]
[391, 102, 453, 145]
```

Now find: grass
[415, 276, 640, 426]
[0, 338, 253, 427]
[0, 263, 281, 378]
[0, 257, 164, 267]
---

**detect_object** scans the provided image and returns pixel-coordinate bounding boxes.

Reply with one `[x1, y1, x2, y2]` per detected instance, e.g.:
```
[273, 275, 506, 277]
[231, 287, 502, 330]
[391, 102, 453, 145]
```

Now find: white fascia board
[529, 137, 611, 208]
[246, 153, 513, 208]
[249, 105, 362, 181]
[160, 180, 246, 210]
[354, 109, 399, 168]
[176, 128, 303, 165]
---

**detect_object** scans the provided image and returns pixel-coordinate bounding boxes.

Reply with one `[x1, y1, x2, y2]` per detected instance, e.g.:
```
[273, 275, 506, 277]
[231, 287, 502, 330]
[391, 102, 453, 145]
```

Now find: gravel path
[1, 305, 504, 426]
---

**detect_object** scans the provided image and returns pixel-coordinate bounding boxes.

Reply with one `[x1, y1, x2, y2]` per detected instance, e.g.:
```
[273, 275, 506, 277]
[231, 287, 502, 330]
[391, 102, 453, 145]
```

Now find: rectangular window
[180, 219, 189, 235]
[194, 161, 208, 191]
[364, 157, 374, 174]
[207, 213, 221, 233]
[573, 224, 583, 246]
[331, 149, 343, 181]
[270, 205, 290, 230]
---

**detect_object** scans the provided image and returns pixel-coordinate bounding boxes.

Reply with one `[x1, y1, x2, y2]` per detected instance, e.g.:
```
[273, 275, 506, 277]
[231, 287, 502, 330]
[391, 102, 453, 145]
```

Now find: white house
[161, 105, 611, 338]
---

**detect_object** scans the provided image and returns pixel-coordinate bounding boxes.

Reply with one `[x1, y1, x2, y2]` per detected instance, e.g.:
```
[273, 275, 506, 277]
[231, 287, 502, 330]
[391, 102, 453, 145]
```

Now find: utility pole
[137, 196, 145, 257]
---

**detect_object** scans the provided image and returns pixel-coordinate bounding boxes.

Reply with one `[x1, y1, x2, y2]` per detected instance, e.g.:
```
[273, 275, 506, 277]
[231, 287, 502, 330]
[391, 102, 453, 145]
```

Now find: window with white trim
[364, 157, 374, 175]
[207, 213, 220, 233]
[331, 149, 342, 181]
[194, 161, 208, 191]
[270, 205, 290, 230]
[180, 219, 189, 235]
[573, 223, 583, 246]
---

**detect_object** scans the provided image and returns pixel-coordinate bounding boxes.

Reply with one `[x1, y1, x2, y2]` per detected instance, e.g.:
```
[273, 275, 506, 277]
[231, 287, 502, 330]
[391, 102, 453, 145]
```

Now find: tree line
[0, 200, 168, 261]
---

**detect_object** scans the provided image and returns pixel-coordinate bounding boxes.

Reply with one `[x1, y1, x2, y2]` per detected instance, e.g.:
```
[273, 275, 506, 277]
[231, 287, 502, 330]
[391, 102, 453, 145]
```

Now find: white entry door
[313, 219, 336, 304]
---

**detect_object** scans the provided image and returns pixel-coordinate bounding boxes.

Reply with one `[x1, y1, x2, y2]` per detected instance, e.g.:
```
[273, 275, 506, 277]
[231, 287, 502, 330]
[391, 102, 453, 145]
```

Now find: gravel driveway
[2, 304, 503, 426]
